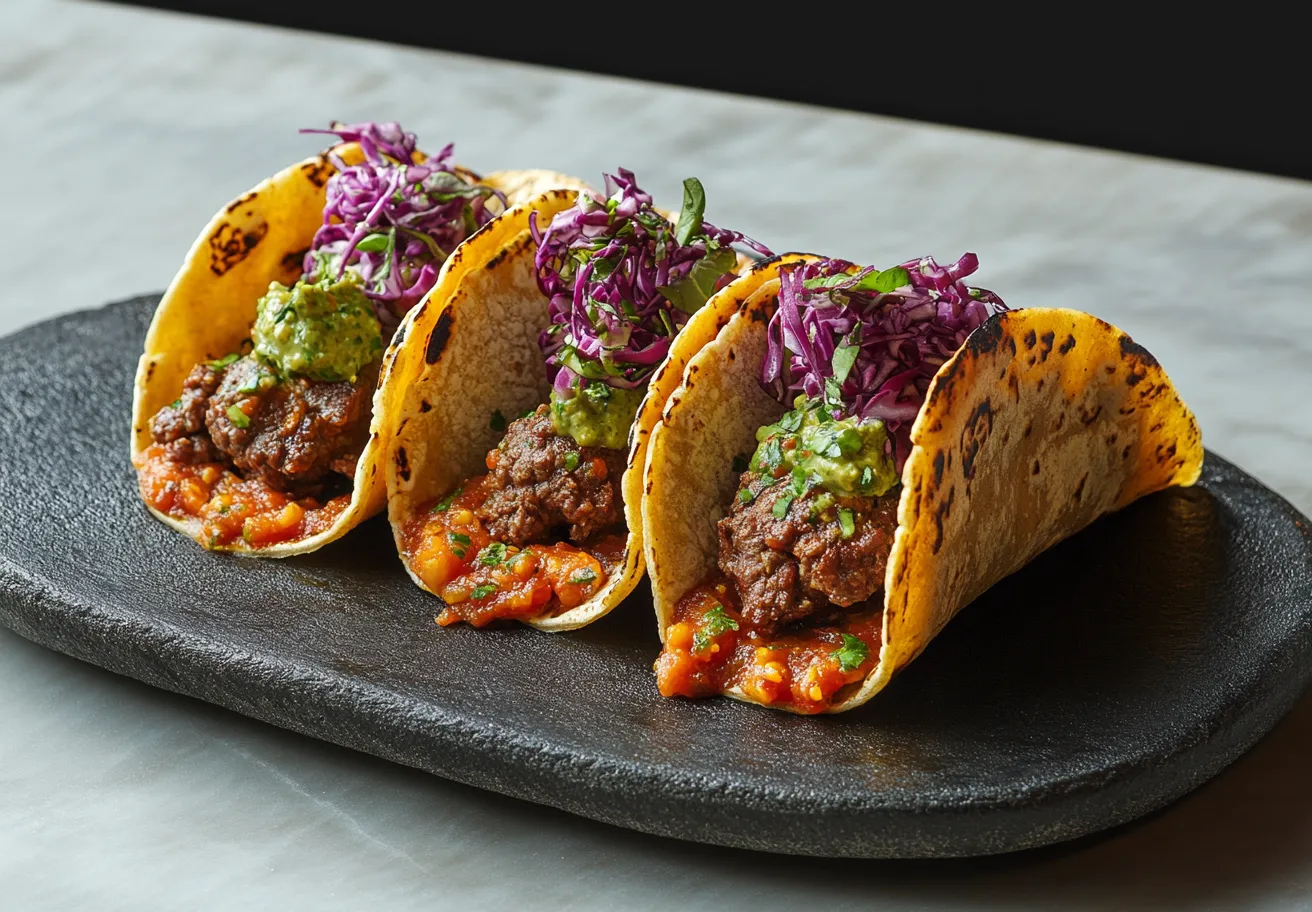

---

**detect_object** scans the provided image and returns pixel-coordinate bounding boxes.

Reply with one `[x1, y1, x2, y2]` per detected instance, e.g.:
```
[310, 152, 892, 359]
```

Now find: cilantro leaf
[225, 404, 250, 429]
[478, 542, 507, 566]
[207, 352, 241, 370]
[801, 273, 851, 290]
[563, 452, 580, 472]
[737, 487, 755, 504]
[674, 177, 706, 246]
[831, 328, 861, 383]
[832, 633, 869, 672]
[658, 245, 737, 316]
[772, 494, 794, 519]
[432, 486, 462, 512]
[568, 568, 598, 585]
[838, 508, 856, 540]
[471, 583, 498, 600]
[850, 265, 911, 293]
[702, 604, 739, 636]
[354, 232, 391, 253]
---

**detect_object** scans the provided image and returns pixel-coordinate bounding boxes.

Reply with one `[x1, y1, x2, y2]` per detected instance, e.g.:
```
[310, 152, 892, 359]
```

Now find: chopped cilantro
[432, 487, 462, 512]
[772, 494, 793, 519]
[490, 409, 507, 432]
[673, 177, 706, 247]
[354, 232, 390, 253]
[692, 603, 739, 652]
[169, 398, 181, 410]
[832, 634, 869, 672]
[778, 409, 804, 433]
[831, 327, 861, 383]
[737, 487, 754, 504]
[568, 568, 598, 585]
[563, 452, 580, 472]
[753, 436, 783, 473]
[478, 542, 507, 566]
[860, 466, 874, 488]
[206, 352, 241, 370]
[471, 583, 498, 600]
[838, 508, 856, 539]
[448, 532, 471, 559]
[225, 404, 250, 429]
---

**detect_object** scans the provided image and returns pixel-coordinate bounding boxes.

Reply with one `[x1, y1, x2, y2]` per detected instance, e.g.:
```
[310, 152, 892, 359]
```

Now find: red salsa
[134, 444, 350, 549]
[401, 475, 626, 627]
[655, 575, 882, 714]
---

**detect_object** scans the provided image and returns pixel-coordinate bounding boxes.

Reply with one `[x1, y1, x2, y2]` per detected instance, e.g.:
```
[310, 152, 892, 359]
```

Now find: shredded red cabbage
[532, 169, 771, 396]
[299, 121, 505, 320]
[763, 254, 1008, 470]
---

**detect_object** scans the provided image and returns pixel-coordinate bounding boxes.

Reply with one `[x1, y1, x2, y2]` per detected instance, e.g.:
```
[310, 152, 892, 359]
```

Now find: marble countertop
[3, 1, 1311, 908]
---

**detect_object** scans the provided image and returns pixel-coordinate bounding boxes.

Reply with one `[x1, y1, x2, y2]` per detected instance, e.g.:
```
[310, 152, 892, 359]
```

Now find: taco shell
[642, 255, 1204, 712]
[129, 140, 586, 556]
[382, 189, 751, 630]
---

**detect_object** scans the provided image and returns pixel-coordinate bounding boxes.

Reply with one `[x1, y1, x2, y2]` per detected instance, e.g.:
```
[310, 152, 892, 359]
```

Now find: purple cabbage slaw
[299, 121, 505, 321]
[762, 254, 1008, 470]
[532, 168, 771, 397]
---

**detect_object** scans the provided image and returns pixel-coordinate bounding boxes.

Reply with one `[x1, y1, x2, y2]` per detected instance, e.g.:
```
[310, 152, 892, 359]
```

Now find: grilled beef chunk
[477, 405, 628, 546]
[204, 356, 378, 492]
[716, 475, 899, 634]
[149, 363, 223, 464]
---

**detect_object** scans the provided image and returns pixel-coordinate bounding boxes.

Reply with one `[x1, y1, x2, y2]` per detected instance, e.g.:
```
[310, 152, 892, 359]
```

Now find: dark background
[105, 2, 1306, 183]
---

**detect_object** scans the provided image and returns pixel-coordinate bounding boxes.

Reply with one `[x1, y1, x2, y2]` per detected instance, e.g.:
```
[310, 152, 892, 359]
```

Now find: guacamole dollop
[748, 395, 898, 498]
[549, 381, 644, 450]
[251, 274, 382, 382]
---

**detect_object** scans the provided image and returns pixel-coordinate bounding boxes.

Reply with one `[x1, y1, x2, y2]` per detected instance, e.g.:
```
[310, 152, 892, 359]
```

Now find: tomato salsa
[402, 475, 626, 627]
[655, 575, 882, 714]
[135, 444, 351, 549]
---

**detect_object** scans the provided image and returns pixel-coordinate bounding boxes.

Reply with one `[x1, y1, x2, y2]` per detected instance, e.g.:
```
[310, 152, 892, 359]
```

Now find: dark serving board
[2, 297, 1311, 859]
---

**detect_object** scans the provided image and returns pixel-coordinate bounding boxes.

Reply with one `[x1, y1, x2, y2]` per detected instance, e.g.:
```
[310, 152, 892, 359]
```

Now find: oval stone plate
[2, 297, 1311, 859]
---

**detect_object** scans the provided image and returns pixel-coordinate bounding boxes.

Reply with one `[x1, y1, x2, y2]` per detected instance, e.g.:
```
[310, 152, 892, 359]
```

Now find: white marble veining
[2, 0, 1310, 909]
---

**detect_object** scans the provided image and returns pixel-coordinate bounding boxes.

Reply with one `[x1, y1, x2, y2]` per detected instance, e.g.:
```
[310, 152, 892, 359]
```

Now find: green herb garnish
[354, 232, 391, 253]
[832, 634, 869, 672]
[692, 604, 739, 652]
[737, 487, 754, 504]
[207, 352, 241, 370]
[772, 494, 793, 519]
[563, 452, 580, 472]
[449, 532, 471, 559]
[568, 568, 598, 585]
[432, 487, 462, 512]
[471, 583, 498, 600]
[838, 508, 856, 540]
[225, 404, 250, 429]
[478, 543, 507, 566]
[831, 328, 861, 383]
[674, 177, 706, 247]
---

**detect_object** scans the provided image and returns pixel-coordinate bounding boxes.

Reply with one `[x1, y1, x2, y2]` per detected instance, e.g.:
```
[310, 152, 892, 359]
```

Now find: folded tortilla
[129, 139, 586, 556]
[382, 189, 746, 630]
[642, 254, 1204, 712]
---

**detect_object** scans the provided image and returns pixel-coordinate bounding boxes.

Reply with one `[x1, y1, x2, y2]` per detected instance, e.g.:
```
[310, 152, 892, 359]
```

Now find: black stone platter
[2, 297, 1311, 859]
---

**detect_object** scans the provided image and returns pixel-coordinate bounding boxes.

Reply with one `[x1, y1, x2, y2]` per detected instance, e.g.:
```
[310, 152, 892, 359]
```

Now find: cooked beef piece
[477, 405, 628, 546]
[149, 363, 223, 464]
[205, 356, 379, 492]
[716, 474, 899, 634]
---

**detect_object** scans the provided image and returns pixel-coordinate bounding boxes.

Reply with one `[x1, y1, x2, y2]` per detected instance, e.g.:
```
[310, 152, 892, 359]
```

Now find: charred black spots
[395, 446, 410, 482]
[1059, 334, 1077, 355]
[208, 220, 269, 276]
[960, 400, 994, 480]
[425, 311, 454, 365]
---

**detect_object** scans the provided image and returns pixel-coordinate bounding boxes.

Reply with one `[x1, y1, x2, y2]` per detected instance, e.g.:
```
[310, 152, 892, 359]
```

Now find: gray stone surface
[2, 0, 1311, 908]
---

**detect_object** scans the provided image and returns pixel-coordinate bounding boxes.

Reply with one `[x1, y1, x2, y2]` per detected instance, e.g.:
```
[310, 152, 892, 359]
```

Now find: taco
[130, 120, 587, 555]
[385, 170, 770, 630]
[642, 253, 1204, 713]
